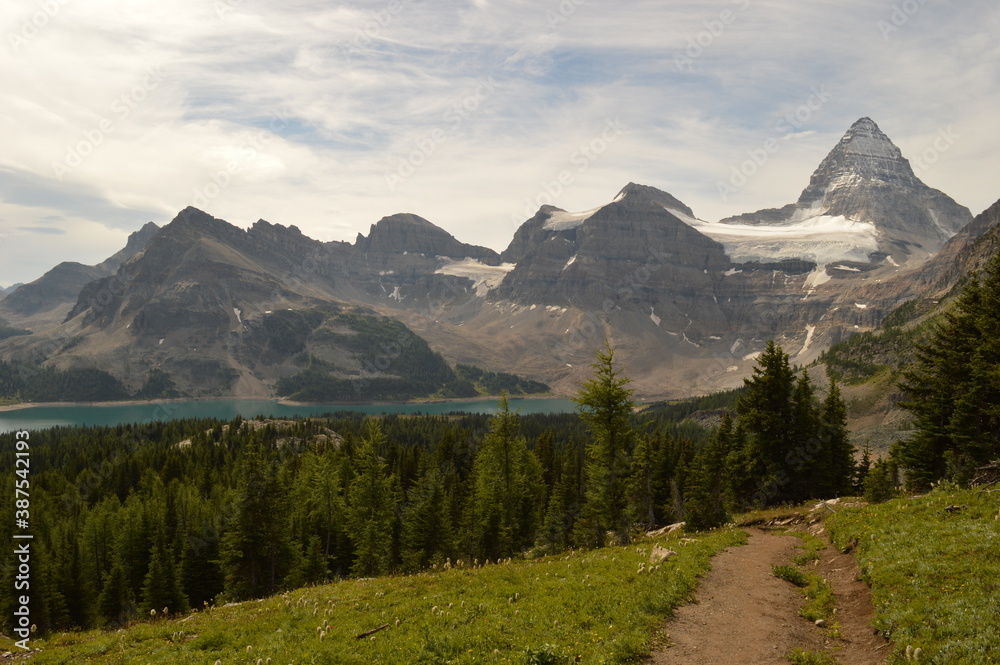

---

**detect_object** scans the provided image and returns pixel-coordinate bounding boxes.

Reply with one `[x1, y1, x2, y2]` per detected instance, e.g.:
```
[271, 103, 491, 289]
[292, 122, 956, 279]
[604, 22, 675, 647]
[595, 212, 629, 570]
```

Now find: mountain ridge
[0, 117, 993, 402]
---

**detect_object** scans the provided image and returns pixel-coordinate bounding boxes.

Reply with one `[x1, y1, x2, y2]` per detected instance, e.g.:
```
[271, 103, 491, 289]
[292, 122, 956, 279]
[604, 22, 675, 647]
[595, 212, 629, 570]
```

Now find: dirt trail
[647, 529, 890, 665]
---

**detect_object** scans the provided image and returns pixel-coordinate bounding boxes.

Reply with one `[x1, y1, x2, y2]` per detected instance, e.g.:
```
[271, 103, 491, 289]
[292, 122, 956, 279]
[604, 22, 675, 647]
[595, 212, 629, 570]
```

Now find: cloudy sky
[1, 0, 997, 286]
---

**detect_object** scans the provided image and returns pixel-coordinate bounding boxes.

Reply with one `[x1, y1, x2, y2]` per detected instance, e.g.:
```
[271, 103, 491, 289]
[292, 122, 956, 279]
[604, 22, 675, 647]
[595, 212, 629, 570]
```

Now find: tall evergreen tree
[899, 253, 1000, 488]
[684, 412, 733, 531]
[140, 528, 188, 615]
[346, 419, 397, 577]
[219, 447, 295, 599]
[820, 379, 855, 497]
[575, 342, 637, 546]
[467, 395, 544, 560]
[734, 341, 796, 507]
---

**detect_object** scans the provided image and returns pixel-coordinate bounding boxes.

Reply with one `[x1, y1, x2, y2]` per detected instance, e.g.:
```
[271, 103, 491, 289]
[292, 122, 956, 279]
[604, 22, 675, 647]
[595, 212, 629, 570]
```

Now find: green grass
[828, 487, 1000, 664]
[772, 564, 809, 587]
[6, 528, 747, 664]
[785, 648, 838, 665]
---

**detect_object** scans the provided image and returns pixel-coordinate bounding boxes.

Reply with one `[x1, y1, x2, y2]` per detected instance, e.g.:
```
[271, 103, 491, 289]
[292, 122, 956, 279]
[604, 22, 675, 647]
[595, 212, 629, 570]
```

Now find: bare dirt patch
[647, 528, 889, 665]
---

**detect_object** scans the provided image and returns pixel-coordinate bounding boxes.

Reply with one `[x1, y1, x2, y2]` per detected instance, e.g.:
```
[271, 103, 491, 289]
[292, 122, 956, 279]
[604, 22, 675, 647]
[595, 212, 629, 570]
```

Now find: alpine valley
[1, 117, 994, 406]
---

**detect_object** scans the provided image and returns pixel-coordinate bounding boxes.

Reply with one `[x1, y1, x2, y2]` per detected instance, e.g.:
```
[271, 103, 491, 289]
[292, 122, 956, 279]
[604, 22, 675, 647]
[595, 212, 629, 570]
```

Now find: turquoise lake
[0, 397, 579, 433]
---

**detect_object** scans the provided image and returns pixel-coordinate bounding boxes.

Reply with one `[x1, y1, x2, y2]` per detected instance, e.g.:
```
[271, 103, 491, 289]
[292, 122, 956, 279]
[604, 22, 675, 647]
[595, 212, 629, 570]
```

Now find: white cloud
[0, 0, 997, 286]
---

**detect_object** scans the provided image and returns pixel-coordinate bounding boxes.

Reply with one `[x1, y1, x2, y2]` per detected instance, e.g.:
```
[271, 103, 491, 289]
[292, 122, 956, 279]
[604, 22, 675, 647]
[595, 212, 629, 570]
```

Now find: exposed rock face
[0, 221, 160, 319]
[356, 213, 500, 264]
[0, 118, 992, 401]
[96, 221, 161, 272]
[1, 262, 107, 317]
[496, 183, 730, 313]
[720, 118, 972, 267]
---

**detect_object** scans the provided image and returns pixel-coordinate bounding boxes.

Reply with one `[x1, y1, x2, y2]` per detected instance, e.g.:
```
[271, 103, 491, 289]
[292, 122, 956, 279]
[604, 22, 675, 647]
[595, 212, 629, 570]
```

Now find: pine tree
[575, 341, 637, 546]
[346, 419, 397, 577]
[899, 253, 1000, 488]
[821, 379, 855, 497]
[400, 468, 451, 571]
[626, 434, 662, 529]
[140, 528, 188, 616]
[735, 341, 796, 507]
[98, 556, 135, 626]
[219, 447, 295, 599]
[787, 370, 821, 502]
[854, 442, 872, 494]
[684, 412, 733, 532]
[467, 395, 544, 560]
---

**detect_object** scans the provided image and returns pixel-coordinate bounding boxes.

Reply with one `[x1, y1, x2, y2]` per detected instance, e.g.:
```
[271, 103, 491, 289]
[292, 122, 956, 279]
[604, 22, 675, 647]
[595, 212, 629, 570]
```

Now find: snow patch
[435, 258, 515, 297]
[799, 324, 816, 356]
[804, 266, 832, 290]
[649, 307, 661, 327]
[158, 338, 165, 346]
[563, 255, 577, 270]
[743, 351, 762, 362]
[389, 286, 405, 302]
[885, 256, 899, 267]
[723, 268, 743, 276]
[378, 270, 394, 276]
[233, 307, 242, 323]
[543, 206, 603, 231]
[687, 214, 879, 266]
[854, 303, 868, 309]
[663, 207, 705, 226]
[830, 265, 861, 272]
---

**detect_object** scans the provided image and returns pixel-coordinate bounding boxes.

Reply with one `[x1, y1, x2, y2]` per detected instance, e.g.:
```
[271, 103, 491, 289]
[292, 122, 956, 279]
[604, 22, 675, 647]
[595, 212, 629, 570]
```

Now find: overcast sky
[1, 0, 997, 287]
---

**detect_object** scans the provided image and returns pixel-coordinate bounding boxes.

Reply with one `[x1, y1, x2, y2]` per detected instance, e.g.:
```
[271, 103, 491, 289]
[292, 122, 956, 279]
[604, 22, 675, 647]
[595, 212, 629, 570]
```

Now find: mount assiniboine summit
[0, 118, 987, 400]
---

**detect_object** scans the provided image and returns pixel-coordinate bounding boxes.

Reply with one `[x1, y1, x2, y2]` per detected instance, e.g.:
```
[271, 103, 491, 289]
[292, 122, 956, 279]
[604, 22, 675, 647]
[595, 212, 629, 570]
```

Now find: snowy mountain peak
[799, 117, 918, 204]
[717, 117, 972, 268]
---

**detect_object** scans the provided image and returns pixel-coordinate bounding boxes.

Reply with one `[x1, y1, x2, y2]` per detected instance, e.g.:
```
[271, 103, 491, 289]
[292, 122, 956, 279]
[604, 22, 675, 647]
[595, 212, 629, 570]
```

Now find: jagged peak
[357, 213, 453, 248]
[615, 182, 696, 218]
[356, 213, 501, 263]
[797, 117, 919, 204]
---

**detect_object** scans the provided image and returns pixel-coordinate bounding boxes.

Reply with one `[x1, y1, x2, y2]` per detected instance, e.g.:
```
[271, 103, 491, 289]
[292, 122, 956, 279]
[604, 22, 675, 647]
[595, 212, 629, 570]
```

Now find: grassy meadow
[3, 528, 746, 665]
[828, 486, 1000, 664]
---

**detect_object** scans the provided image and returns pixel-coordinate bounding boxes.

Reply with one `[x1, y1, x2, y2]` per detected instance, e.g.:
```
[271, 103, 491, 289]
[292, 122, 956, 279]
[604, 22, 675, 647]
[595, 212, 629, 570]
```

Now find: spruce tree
[346, 419, 397, 577]
[899, 252, 1000, 488]
[140, 528, 188, 615]
[467, 395, 544, 559]
[575, 341, 637, 546]
[734, 341, 796, 507]
[821, 379, 855, 497]
[684, 412, 733, 532]
[219, 447, 295, 599]
[626, 434, 662, 529]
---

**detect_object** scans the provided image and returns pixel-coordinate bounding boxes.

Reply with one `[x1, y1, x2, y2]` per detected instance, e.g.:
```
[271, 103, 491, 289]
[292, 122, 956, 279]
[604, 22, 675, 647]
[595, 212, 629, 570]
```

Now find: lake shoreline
[0, 393, 569, 414]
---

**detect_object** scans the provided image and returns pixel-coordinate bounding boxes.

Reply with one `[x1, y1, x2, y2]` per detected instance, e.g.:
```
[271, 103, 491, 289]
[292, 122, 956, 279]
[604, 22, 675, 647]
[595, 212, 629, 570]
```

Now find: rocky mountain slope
[0, 221, 159, 323]
[718, 118, 971, 268]
[0, 118, 992, 402]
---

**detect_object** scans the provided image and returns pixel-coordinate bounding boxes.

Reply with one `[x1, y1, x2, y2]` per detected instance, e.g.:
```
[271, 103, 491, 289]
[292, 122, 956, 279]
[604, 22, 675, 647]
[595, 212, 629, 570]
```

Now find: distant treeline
[0, 342, 859, 636]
